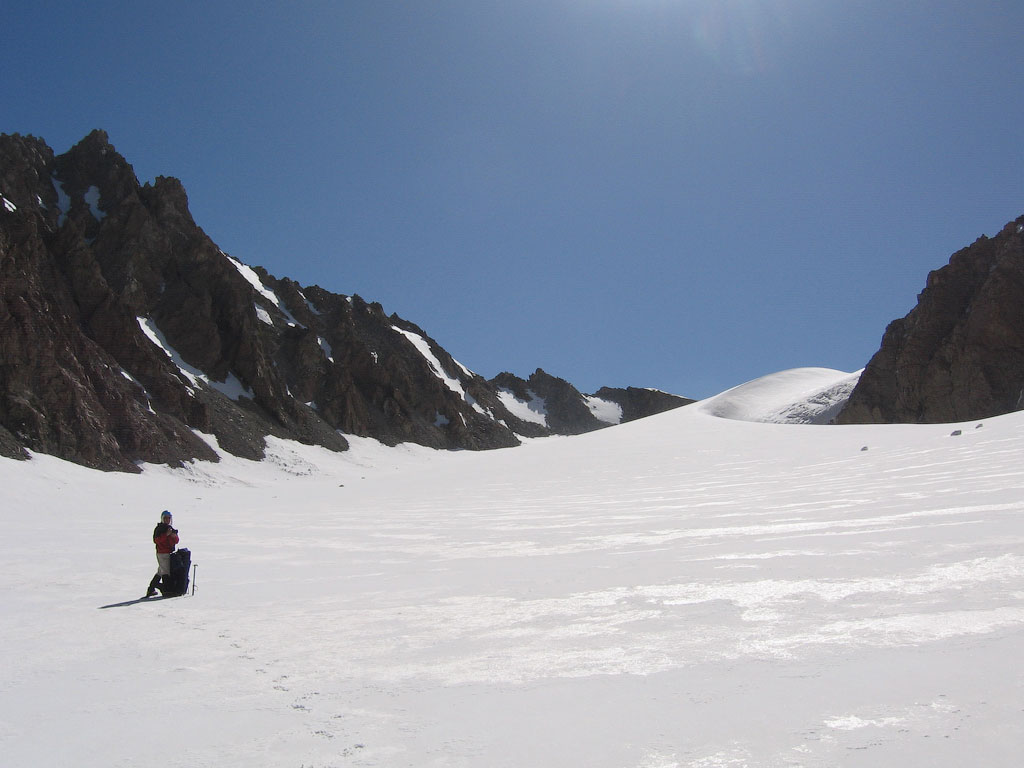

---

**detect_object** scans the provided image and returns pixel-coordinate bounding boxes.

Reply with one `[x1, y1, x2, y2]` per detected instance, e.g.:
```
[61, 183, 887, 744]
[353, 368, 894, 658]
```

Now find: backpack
[159, 548, 191, 596]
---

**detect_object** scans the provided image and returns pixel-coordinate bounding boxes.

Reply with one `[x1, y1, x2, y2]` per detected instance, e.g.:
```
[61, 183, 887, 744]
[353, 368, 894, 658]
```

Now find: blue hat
[161, 511, 171, 519]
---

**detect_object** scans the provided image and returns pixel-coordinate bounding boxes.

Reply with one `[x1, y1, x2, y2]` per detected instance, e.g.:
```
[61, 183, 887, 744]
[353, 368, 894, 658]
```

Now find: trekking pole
[191, 563, 197, 596]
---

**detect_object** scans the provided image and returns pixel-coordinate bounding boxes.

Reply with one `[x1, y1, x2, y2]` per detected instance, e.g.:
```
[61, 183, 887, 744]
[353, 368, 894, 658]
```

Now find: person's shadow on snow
[98, 596, 175, 609]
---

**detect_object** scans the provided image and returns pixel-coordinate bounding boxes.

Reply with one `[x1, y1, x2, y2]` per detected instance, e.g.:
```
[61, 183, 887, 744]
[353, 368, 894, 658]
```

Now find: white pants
[155, 553, 171, 576]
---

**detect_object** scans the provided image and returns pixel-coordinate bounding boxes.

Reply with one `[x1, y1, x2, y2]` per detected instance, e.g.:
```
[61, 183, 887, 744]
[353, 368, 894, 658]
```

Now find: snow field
[1, 369, 1023, 766]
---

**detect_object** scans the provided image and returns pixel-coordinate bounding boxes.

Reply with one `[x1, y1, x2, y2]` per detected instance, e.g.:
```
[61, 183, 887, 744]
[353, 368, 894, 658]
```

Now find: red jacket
[153, 523, 179, 554]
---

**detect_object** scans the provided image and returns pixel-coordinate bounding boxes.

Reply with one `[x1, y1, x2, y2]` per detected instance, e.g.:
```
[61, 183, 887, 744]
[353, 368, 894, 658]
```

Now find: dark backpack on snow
[160, 548, 191, 597]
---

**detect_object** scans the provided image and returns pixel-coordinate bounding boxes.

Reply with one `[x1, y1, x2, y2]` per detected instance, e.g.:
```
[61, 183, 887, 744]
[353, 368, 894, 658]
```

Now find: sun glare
[604, 0, 801, 75]
[690, 1, 798, 74]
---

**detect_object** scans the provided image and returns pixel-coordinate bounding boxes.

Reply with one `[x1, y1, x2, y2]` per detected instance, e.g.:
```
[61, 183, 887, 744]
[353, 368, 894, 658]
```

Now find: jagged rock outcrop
[0, 131, 689, 471]
[838, 215, 1024, 424]
[592, 386, 695, 423]
[490, 369, 693, 435]
[0, 133, 218, 471]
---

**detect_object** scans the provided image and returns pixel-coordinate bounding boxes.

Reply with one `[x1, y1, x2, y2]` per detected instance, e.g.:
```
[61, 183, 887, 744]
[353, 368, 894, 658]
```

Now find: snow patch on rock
[497, 388, 548, 426]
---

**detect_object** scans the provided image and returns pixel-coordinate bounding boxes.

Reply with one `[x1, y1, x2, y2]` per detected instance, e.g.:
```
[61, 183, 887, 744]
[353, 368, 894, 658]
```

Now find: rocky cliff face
[838, 215, 1024, 424]
[0, 132, 689, 470]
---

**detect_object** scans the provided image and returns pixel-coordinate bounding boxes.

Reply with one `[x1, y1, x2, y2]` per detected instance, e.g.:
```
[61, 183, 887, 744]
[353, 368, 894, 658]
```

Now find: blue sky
[5, 2, 1023, 398]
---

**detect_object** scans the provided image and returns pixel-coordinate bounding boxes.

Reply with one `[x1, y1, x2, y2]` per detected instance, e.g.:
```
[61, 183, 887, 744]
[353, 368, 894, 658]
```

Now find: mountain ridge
[0, 131, 693, 471]
[5, 130, 1022, 472]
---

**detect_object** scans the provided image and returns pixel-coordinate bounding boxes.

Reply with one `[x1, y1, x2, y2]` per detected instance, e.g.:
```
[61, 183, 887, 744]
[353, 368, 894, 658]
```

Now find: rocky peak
[0, 134, 56, 213]
[838, 215, 1024, 424]
[140, 175, 197, 231]
[0, 131, 691, 471]
[592, 386, 696, 423]
[52, 130, 139, 231]
[490, 369, 693, 436]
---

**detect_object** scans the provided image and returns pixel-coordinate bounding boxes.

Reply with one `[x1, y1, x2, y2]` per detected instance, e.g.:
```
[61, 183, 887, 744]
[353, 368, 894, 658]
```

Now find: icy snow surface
[255, 304, 274, 326]
[1, 368, 1023, 767]
[497, 387, 548, 426]
[585, 395, 623, 425]
[701, 367, 864, 424]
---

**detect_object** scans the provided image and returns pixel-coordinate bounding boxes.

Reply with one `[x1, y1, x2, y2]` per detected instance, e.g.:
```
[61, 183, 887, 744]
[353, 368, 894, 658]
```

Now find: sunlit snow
[496, 387, 548, 426]
[225, 254, 280, 305]
[2, 368, 1022, 767]
[702, 367, 864, 424]
[255, 304, 273, 326]
[585, 395, 623, 424]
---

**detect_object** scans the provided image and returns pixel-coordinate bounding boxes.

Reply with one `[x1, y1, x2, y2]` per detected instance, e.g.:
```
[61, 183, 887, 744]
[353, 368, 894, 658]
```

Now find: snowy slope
[1, 369, 1022, 767]
[700, 367, 862, 424]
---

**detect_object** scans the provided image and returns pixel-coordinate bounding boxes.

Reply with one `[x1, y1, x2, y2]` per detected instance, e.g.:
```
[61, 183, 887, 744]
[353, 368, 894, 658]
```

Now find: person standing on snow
[146, 511, 179, 597]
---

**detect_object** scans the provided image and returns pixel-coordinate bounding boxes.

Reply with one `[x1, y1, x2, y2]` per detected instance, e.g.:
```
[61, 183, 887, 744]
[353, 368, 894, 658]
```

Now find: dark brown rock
[0, 131, 691, 471]
[839, 216, 1024, 424]
[488, 369, 690, 436]
[591, 386, 695, 422]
